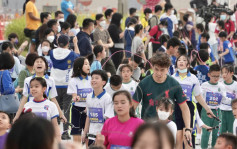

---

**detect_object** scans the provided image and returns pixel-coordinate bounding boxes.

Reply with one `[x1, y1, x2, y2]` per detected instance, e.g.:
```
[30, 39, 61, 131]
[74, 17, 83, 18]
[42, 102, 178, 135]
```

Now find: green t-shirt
[133, 74, 187, 120]
[18, 69, 33, 88]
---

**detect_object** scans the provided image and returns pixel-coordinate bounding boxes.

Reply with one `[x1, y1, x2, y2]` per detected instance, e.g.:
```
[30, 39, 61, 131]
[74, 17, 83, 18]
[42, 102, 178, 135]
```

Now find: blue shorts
[70, 105, 86, 135]
[175, 101, 196, 130]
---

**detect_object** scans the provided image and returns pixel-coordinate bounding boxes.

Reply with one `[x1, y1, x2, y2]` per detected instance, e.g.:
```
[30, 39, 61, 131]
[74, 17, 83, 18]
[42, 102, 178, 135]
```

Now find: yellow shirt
[25, 1, 40, 30]
[141, 17, 148, 42]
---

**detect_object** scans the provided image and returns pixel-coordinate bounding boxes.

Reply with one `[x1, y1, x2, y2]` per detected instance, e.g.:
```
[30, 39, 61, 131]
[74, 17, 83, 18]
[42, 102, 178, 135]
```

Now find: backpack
[148, 15, 159, 31]
[160, 17, 173, 37]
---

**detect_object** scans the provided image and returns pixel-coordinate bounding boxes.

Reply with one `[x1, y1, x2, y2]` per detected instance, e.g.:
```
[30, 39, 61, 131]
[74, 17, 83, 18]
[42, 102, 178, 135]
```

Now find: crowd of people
[0, 0, 237, 148]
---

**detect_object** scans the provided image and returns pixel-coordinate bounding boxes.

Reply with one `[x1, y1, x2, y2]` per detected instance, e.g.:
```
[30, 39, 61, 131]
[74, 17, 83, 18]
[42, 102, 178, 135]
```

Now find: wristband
[185, 128, 192, 133]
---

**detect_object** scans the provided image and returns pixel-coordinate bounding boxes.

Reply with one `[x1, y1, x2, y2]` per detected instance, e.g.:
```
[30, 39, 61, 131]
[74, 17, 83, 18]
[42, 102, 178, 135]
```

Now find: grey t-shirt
[131, 36, 144, 55]
[93, 27, 111, 45]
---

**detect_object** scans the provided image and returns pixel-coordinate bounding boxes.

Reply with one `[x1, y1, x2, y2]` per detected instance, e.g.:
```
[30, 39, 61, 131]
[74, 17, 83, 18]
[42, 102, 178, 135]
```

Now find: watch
[185, 128, 192, 133]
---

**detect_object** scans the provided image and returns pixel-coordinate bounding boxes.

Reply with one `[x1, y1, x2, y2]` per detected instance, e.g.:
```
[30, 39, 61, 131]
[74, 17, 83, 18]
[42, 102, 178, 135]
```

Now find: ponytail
[23, 0, 30, 14]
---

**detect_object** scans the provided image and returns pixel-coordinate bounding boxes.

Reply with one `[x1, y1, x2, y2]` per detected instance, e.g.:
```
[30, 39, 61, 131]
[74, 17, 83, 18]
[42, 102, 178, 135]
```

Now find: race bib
[180, 84, 192, 101]
[111, 145, 131, 149]
[89, 108, 103, 123]
[34, 112, 47, 119]
[77, 88, 93, 102]
[206, 92, 222, 106]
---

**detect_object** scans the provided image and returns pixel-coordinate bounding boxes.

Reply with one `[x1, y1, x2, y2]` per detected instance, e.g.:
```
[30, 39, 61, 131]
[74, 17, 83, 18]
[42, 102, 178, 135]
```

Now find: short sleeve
[193, 78, 202, 97]
[133, 83, 143, 103]
[23, 78, 30, 97]
[174, 82, 187, 104]
[104, 95, 114, 118]
[50, 102, 59, 119]
[48, 78, 58, 99]
[18, 70, 28, 88]
[67, 78, 77, 95]
[26, 2, 34, 13]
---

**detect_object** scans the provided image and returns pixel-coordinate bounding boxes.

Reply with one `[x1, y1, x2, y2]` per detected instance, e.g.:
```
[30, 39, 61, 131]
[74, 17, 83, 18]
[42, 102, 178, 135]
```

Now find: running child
[82, 70, 114, 146]
[23, 77, 61, 140]
[172, 54, 213, 148]
[201, 64, 231, 148]
[13, 56, 65, 123]
[220, 65, 237, 133]
[102, 90, 143, 149]
[67, 57, 93, 142]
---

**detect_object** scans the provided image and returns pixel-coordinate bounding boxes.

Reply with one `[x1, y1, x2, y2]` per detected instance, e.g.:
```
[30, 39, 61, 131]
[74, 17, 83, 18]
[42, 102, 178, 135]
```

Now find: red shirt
[149, 25, 162, 44]
[215, 20, 235, 34]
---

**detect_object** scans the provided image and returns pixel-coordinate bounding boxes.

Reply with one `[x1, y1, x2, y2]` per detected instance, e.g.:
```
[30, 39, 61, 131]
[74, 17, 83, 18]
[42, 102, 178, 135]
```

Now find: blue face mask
[178, 68, 187, 73]
[220, 15, 226, 20]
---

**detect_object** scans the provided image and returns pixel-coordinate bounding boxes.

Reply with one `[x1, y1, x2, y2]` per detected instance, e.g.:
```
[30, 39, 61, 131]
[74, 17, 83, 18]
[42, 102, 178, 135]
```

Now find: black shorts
[70, 106, 86, 135]
[175, 101, 196, 130]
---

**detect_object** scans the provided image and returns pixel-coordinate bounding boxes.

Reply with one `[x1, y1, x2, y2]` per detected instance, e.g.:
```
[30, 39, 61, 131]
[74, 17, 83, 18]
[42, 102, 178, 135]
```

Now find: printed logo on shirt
[89, 107, 104, 123]
[180, 84, 192, 101]
[34, 112, 47, 119]
[77, 88, 93, 102]
[206, 92, 222, 106]
[44, 105, 49, 110]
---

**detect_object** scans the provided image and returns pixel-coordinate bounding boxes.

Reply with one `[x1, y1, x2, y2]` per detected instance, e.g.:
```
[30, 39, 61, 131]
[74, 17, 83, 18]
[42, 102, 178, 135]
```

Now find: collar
[92, 89, 106, 99]
[79, 75, 88, 80]
[224, 80, 234, 85]
[175, 71, 191, 77]
[161, 45, 167, 51]
[33, 98, 47, 103]
[127, 26, 135, 31]
[208, 81, 218, 85]
[32, 74, 49, 79]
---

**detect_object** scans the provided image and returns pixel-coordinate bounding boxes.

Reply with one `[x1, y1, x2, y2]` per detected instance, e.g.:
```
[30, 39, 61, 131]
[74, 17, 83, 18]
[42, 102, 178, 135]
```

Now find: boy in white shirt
[231, 99, 237, 136]
[120, 64, 138, 97]
[105, 75, 127, 97]
[82, 70, 114, 146]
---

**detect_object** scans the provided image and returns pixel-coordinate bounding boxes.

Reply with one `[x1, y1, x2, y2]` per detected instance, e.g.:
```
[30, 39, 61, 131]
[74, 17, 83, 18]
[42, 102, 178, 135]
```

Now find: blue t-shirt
[0, 70, 15, 95]
[223, 40, 234, 63]
[90, 60, 102, 73]
[61, 0, 74, 20]
[194, 65, 210, 85]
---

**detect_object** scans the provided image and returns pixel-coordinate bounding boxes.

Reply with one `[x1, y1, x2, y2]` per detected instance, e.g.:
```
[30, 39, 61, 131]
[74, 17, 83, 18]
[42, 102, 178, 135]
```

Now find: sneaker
[195, 138, 201, 145]
[61, 132, 71, 140]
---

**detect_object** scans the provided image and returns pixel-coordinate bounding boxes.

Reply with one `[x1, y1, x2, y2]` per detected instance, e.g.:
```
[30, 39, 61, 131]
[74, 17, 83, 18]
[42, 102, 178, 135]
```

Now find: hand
[73, 36, 78, 44]
[81, 134, 87, 144]
[15, 86, 21, 93]
[184, 129, 192, 146]
[203, 125, 213, 132]
[21, 41, 29, 48]
[73, 96, 80, 102]
[206, 108, 215, 118]
[60, 114, 67, 123]
[95, 133, 105, 146]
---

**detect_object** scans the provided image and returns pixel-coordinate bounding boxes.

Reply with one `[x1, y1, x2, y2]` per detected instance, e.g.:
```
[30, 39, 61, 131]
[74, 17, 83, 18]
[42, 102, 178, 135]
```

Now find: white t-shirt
[9, 56, 24, 79]
[233, 119, 237, 136]
[220, 81, 237, 111]
[122, 80, 138, 97]
[208, 23, 218, 45]
[201, 82, 231, 109]
[24, 98, 59, 121]
[67, 76, 92, 107]
[167, 121, 177, 143]
[86, 90, 114, 140]
[104, 83, 127, 98]
[172, 72, 202, 102]
[23, 75, 58, 101]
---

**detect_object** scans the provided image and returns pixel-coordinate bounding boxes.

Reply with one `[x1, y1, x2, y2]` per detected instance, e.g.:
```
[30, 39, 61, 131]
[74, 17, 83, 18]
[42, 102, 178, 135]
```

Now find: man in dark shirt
[77, 18, 94, 56]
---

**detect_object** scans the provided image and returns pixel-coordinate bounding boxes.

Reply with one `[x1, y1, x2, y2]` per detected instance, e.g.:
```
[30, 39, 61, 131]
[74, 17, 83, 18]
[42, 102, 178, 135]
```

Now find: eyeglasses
[210, 75, 220, 78]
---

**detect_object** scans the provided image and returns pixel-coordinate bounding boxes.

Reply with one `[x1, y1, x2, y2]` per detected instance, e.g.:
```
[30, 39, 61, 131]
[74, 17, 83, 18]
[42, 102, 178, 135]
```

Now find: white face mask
[75, 28, 80, 35]
[171, 10, 174, 15]
[157, 110, 170, 120]
[47, 36, 55, 43]
[148, 13, 153, 19]
[58, 25, 61, 33]
[178, 26, 183, 30]
[58, 18, 64, 23]
[188, 17, 193, 22]
[99, 20, 107, 29]
[42, 46, 50, 53]
[178, 68, 187, 73]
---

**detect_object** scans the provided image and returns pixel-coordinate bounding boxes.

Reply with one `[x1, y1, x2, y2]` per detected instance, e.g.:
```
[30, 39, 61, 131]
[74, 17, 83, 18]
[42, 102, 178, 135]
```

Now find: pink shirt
[102, 116, 144, 149]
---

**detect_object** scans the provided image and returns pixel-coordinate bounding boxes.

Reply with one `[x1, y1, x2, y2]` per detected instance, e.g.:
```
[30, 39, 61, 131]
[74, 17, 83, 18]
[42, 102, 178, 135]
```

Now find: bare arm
[82, 116, 90, 142]
[219, 49, 229, 57]
[195, 95, 215, 118]
[52, 118, 61, 141]
[50, 98, 67, 122]
[13, 96, 28, 122]
[132, 100, 139, 110]
[179, 102, 192, 140]
[28, 12, 40, 21]
[67, 8, 75, 14]
[73, 36, 80, 54]
[144, 35, 151, 51]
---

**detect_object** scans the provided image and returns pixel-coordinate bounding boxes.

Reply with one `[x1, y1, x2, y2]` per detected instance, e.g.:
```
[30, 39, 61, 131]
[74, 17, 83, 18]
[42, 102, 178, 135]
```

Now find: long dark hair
[30, 77, 48, 99]
[112, 90, 136, 118]
[72, 57, 88, 78]
[110, 13, 123, 28]
[23, 0, 30, 14]
[131, 122, 175, 149]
